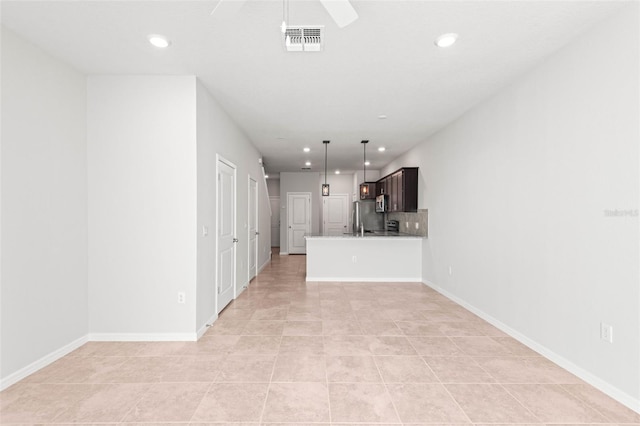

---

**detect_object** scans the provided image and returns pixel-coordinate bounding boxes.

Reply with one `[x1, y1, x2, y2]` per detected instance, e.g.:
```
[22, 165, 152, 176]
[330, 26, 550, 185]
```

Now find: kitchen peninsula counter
[306, 231, 423, 240]
[305, 233, 424, 282]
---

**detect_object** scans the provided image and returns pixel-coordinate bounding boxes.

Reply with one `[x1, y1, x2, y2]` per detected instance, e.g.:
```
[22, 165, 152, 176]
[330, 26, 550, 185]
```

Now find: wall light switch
[202, 226, 209, 237]
[415, 222, 419, 229]
[600, 322, 613, 343]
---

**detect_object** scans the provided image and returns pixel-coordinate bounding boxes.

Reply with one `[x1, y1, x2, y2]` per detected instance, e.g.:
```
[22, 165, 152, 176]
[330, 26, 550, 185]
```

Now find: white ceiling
[1, 1, 628, 175]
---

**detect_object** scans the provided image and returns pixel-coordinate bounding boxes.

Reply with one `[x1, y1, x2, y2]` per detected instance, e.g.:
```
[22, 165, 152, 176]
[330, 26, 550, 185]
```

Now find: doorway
[216, 156, 236, 314]
[248, 177, 258, 281]
[270, 196, 280, 247]
[322, 194, 349, 236]
[287, 192, 311, 254]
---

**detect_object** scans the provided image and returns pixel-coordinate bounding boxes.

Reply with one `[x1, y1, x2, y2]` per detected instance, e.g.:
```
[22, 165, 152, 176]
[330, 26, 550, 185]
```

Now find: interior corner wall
[87, 75, 197, 338]
[195, 80, 271, 331]
[279, 172, 321, 253]
[267, 178, 280, 197]
[382, 5, 639, 408]
[1, 27, 88, 382]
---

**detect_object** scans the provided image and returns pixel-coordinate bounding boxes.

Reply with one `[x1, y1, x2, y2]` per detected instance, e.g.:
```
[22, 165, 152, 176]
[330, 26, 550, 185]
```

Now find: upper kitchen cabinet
[376, 177, 389, 196]
[379, 167, 418, 212]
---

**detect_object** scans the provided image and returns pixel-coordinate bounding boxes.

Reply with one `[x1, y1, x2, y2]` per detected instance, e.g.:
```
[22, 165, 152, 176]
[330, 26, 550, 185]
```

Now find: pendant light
[322, 140, 330, 196]
[359, 140, 369, 199]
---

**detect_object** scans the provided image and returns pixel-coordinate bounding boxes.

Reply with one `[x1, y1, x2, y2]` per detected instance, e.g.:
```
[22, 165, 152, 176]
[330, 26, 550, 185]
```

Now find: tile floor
[1, 250, 638, 425]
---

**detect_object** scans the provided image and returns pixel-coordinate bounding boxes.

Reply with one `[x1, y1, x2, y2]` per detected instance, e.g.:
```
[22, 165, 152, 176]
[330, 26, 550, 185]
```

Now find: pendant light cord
[362, 140, 368, 182]
[324, 142, 328, 184]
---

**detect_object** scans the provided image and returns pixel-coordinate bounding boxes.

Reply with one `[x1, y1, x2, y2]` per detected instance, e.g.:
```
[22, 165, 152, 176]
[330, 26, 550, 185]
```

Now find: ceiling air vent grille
[285, 26, 324, 52]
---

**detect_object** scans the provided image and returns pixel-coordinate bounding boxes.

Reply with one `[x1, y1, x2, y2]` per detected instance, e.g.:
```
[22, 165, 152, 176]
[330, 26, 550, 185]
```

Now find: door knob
[233, 238, 239, 243]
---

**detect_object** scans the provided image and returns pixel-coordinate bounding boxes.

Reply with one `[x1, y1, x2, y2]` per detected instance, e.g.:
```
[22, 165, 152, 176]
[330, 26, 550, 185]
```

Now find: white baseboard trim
[197, 312, 218, 340]
[422, 279, 640, 414]
[306, 276, 422, 282]
[88, 332, 197, 342]
[258, 256, 271, 274]
[0, 334, 88, 391]
[279, 252, 289, 256]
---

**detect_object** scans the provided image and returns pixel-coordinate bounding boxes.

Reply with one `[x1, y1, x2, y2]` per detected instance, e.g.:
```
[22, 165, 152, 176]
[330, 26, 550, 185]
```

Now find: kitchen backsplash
[386, 209, 428, 237]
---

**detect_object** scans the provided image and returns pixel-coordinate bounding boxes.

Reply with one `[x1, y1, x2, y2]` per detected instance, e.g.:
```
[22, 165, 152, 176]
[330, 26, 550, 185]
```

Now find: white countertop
[305, 231, 424, 240]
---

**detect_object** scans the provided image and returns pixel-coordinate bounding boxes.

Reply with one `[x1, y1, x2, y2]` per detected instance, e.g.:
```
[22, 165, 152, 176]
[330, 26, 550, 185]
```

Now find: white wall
[382, 6, 639, 408]
[1, 27, 88, 383]
[267, 178, 280, 197]
[196, 80, 271, 330]
[87, 76, 197, 338]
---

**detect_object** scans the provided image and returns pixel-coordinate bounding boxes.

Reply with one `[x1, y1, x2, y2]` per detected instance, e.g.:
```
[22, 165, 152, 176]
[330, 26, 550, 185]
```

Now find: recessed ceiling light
[148, 34, 171, 48]
[378, 147, 386, 152]
[378, 115, 387, 119]
[305, 161, 311, 166]
[335, 170, 340, 175]
[303, 147, 310, 152]
[364, 161, 370, 166]
[435, 33, 458, 48]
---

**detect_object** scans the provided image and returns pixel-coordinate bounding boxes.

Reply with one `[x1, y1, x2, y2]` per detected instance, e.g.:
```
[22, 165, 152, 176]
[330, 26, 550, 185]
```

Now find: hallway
[1, 250, 637, 424]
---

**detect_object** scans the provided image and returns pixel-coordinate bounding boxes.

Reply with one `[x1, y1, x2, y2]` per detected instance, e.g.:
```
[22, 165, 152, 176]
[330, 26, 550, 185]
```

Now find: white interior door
[217, 158, 236, 313]
[287, 193, 311, 254]
[323, 194, 349, 235]
[248, 177, 258, 281]
[270, 196, 280, 247]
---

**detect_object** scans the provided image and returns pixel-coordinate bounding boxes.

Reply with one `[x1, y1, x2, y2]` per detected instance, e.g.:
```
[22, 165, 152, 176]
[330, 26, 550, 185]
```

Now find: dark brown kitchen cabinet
[376, 177, 389, 196]
[378, 167, 418, 212]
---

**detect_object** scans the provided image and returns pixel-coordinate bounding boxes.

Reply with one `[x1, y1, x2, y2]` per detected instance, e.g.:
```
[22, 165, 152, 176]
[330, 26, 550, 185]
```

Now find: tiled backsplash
[386, 209, 428, 237]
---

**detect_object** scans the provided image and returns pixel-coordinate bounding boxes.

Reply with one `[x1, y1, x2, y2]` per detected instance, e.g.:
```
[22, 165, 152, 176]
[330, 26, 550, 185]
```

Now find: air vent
[301, 167, 311, 170]
[285, 26, 324, 52]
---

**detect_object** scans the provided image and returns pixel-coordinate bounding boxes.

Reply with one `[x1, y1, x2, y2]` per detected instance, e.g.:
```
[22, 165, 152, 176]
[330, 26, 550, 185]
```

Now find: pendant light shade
[322, 140, 330, 196]
[359, 140, 369, 199]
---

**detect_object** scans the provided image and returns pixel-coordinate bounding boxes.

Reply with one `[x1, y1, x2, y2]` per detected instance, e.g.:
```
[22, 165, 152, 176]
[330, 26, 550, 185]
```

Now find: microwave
[375, 194, 387, 213]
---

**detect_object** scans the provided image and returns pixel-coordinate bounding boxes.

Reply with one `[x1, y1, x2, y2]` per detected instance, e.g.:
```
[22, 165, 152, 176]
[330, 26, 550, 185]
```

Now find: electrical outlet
[352, 255, 357, 263]
[415, 222, 419, 229]
[405, 221, 409, 228]
[177, 292, 186, 304]
[202, 226, 208, 237]
[600, 322, 613, 343]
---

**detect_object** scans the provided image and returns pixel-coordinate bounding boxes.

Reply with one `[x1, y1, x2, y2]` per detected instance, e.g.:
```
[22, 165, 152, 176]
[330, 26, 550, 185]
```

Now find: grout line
[370, 351, 402, 424]
[186, 380, 215, 424]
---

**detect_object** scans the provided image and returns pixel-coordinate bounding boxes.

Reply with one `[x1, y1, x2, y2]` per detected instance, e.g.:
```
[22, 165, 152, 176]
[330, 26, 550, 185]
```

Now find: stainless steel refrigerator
[352, 200, 384, 233]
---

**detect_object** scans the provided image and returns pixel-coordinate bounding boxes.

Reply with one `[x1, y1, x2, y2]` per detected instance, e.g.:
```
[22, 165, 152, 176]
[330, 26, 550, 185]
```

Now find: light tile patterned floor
[1, 250, 638, 425]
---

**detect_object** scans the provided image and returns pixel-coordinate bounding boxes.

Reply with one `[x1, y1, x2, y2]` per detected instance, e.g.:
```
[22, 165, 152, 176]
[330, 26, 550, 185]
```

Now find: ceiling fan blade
[210, 0, 247, 18]
[319, 0, 358, 28]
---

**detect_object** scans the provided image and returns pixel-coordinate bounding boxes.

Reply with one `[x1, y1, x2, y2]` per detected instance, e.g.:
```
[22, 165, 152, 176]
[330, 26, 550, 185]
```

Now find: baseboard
[279, 251, 289, 256]
[0, 334, 88, 391]
[422, 279, 640, 414]
[306, 276, 423, 282]
[258, 256, 271, 274]
[88, 332, 197, 342]
[197, 312, 218, 340]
